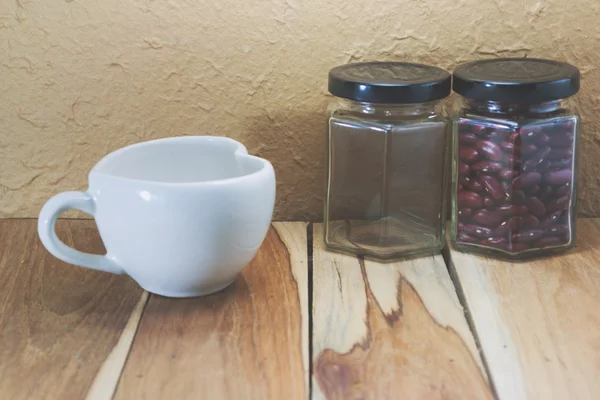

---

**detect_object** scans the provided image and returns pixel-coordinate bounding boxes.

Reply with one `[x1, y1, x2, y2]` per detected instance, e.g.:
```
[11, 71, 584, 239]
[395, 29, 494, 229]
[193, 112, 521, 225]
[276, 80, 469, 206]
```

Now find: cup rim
[89, 135, 273, 186]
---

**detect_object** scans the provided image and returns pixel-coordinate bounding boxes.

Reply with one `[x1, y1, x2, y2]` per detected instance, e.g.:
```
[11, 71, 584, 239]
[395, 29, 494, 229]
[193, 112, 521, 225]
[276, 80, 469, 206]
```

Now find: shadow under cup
[39, 136, 276, 298]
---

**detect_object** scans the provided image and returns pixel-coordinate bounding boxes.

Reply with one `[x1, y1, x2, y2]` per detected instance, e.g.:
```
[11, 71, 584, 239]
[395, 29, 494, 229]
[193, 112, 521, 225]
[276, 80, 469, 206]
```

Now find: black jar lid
[453, 58, 580, 103]
[328, 62, 451, 104]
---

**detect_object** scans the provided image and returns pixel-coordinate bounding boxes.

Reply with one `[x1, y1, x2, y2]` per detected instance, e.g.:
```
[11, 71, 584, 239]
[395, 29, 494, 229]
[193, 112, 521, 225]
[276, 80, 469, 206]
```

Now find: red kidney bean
[527, 145, 551, 161]
[459, 147, 480, 164]
[530, 159, 551, 173]
[508, 131, 522, 142]
[522, 214, 540, 227]
[547, 134, 573, 147]
[544, 169, 572, 185]
[501, 141, 519, 152]
[520, 126, 544, 140]
[472, 161, 503, 173]
[536, 134, 550, 145]
[509, 216, 525, 230]
[473, 209, 503, 227]
[548, 148, 573, 160]
[472, 125, 488, 135]
[539, 210, 563, 228]
[503, 154, 521, 169]
[457, 222, 465, 231]
[466, 177, 485, 192]
[538, 185, 553, 201]
[458, 208, 473, 219]
[483, 196, 495, 208]
[460, 133, 479, 145]
[462, 224, 493, 238]
[544, 224, 570, 238]
[522, 157, 550, 173]
[498, 168, 518, 180]
[476, 140, 503, 161]
[497, 204, 528, 216]
[511, 190, 527, 205]
[520, 159, 538, 173]
[536, 159, 551, 172]
[458, 191, 483, 208]
[493, 219, 511, 236]
[482, 130, 510, 141]
[512, 172, 541, 189]
[525, 196, 546, 217]
[512, 229, 544, 243]
[546, 195, 570, 212]
[481, 237, 507, 246]
[459, 174, 471, 187]
[506, 243, 531, 252]
[554, 184, 571, 197]
[563, 119, 576, 131]
[458, 121, 471, 130]
[500, 180, 512, 195]
[520, 143, 538, 155]
[457, 231, 478, 242]
[480, 175, 503, 200]
[550, 158, 573, 170]
[544, 123, 567, 134]
[533, 236, 567, 248]
[525, 184, 540, 195]
[458, 163, 471, 176]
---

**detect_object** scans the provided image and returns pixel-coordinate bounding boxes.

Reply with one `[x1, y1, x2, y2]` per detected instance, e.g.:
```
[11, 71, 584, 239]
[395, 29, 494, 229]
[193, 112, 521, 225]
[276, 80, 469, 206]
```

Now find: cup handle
[37, 191, 124, 275]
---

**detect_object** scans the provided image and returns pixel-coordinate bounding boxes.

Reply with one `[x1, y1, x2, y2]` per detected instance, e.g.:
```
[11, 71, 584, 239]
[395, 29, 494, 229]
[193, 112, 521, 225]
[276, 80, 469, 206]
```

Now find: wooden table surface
[1, 219, 599, 400]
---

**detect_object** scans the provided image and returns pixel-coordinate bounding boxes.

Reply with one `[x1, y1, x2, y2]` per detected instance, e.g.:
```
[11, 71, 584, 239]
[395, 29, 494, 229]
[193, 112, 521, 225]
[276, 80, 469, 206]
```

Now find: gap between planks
[442, 246, 500, 400]
[84, 291, 150, 400]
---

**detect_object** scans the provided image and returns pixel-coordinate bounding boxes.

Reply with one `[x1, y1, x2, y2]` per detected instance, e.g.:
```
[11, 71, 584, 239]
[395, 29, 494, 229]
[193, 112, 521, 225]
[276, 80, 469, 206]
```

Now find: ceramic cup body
[38, 136, 276, 297]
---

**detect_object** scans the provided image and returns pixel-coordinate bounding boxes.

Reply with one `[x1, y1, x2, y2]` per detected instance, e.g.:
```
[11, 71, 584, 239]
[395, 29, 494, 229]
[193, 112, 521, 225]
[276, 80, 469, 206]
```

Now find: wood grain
[312, 224, 492, 400]
[447, 218, 600, 400]
[114, 223, 308, 400]
[0, 219, 143, 400]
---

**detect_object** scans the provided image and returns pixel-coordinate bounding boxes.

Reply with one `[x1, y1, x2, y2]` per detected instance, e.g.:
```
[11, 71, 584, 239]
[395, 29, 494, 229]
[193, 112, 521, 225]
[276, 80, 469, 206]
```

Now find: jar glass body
[451, 97, 580, 259]
[324, 98, 450, 260]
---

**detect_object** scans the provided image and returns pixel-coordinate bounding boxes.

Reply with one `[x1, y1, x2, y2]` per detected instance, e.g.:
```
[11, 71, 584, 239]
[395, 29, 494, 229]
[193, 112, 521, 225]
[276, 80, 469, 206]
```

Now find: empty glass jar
[451, 58, 581, 259]
[324, 62, 451, 260]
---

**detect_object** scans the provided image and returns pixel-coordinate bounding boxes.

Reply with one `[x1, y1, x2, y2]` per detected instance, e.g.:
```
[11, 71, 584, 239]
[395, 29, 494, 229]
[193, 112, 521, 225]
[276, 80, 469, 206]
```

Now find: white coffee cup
[38, 136, 276, 297]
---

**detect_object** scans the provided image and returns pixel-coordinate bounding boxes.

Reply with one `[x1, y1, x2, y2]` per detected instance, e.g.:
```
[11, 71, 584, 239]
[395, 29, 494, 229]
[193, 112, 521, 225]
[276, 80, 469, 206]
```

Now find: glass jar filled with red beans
[450, 58, 581, 259]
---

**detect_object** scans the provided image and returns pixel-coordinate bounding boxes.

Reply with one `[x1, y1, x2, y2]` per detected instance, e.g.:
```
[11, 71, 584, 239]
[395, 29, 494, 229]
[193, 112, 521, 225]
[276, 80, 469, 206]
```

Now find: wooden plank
[273, 222, 310, 394]
[0, 219, 144, 400]
[114, 223, 308, 400]
[447, 218, 600, 400]
[312, 224, 493, 399]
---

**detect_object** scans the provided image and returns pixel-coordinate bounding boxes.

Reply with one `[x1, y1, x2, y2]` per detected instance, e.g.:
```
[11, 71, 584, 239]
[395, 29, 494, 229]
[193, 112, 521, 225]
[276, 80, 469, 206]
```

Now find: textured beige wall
[1, 0, 600, 220]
